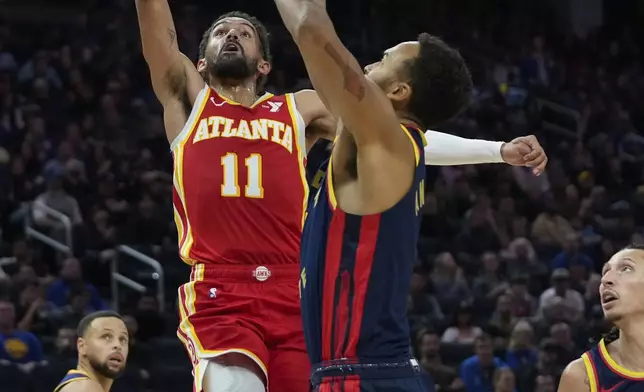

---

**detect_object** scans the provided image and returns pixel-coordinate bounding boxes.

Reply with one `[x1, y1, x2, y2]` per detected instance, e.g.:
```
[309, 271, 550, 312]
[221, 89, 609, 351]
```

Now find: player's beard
[88, 355, 125, 379]
[208, 51, 257, 82]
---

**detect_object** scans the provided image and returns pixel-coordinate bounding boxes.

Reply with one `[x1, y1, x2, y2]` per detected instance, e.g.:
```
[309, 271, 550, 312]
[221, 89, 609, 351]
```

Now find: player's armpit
[59, 379, 103, 392]
[275, 2, 406, 151]
[135, 0, 203, 107]
[558, 359, 591, 392]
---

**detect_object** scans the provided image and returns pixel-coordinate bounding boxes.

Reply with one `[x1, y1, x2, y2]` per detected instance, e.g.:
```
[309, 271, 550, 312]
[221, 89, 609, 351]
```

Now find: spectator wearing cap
[537, 268, 585, 322]
[460, 334, 509, 392]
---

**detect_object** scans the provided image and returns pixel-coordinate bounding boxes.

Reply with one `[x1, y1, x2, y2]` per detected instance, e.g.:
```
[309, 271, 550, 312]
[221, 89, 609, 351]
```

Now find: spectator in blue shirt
[549, 233, 594, 272]
[0, 298, 45, 368]
[46, 257, 107, 311]
[460, 334, 509, 392]
[505, 320, 538, 372]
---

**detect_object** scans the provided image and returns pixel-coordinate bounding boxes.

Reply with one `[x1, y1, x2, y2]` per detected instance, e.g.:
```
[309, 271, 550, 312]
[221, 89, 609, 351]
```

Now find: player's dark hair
[77, 310, 124, 338]
[598, 243, 644, 344]
[199, 11, 272, 92]
[404, 33, 472, 129]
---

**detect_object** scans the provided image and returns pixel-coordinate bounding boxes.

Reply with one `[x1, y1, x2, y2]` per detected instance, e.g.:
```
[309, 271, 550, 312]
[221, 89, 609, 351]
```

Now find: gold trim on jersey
[581, 352, 598, 392]
[284, 93, 310, 228]
[599, 338, 644, 379]
[173, 88, 212, 265]
[54, 370, 91, 392]
[176, 264, 267, 392]
[326, 154, 338, 210]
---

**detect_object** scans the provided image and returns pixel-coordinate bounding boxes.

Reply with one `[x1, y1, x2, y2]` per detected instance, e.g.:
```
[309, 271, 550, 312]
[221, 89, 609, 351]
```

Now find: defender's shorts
[311, 358, 435, 392]
[177, 263, 310, 392]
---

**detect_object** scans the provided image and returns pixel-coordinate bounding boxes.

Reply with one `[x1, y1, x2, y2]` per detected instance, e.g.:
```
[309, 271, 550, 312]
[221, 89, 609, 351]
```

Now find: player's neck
[396, 111, 421, 130]
[613, 317, 644, 371]
[77, 362, 113, 391]
[209, 78, 259, 107]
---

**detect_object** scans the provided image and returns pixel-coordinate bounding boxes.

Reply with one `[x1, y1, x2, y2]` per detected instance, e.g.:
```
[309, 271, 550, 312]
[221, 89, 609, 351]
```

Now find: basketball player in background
[54, 311, 128, 392]
[558, 244, 644, 391]
[135, 1, 546, 391]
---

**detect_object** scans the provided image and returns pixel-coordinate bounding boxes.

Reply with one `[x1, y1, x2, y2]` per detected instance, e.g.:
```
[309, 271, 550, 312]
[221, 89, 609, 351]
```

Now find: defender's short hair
[77, 310, 124, 338]
[404, 33, 473, 129]
[199, 11, 272, 92]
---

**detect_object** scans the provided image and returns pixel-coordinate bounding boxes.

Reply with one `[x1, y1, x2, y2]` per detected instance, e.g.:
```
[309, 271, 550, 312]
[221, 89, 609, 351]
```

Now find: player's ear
[77, 337, 86, 356]
[257, 59, 271, 77]
[197, 58, 207, 73]
[386, 81, 411, 104]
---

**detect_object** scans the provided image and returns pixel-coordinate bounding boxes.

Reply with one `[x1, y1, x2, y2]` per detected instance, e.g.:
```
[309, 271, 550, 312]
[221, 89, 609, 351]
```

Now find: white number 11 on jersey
[221, 153, 264, 198]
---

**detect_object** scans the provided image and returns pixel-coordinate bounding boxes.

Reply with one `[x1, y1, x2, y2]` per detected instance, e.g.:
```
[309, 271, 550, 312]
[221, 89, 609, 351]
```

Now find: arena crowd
[1, 1, 643, 391]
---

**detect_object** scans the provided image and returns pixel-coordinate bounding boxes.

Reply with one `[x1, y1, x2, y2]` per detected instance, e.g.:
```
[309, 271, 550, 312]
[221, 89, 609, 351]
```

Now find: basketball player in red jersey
[558, 244, 644, 391]
[135, 3, 339, 391]
[134, 2, 547, 391]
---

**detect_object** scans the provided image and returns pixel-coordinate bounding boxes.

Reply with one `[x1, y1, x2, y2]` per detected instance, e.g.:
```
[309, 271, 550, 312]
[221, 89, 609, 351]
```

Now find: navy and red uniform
[299, 124, 434, 391]
[171, 85, 310, 392]
[582, 339, 644, 392]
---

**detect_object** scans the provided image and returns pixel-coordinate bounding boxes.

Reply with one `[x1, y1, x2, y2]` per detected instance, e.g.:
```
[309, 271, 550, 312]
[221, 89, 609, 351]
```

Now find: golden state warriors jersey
[582, 339, 644, 391]
[54, 369, 91, 392]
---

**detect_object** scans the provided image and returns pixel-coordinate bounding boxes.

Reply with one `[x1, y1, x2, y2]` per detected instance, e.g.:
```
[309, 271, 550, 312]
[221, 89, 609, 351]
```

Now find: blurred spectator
[409, 266, 446, 332]
[431, 253, 471, 311]
[132, 295, 165, 342]
[493, 367, 516, 392]
[472, 252, 509, 313]
[549, 233, 593, 272]
[47, 325, 77, 374]
[442, 303, 483, 345]
[46, 257, 106, 310]
[0, 298, 45, 370]
[530, 201, 574, 250]
[533, 374, 556, 392]
[460, 334, 509, 392]
[417, 329, 464, 392]
[507, 276, 537, 319]
[537, 269, 584, 322]
[505, 321, 538, 373]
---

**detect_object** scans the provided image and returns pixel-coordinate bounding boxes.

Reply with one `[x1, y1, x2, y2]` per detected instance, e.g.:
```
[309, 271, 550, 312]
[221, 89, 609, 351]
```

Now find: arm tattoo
[167, 29, 176, 46]
[323, 43, 365, 101]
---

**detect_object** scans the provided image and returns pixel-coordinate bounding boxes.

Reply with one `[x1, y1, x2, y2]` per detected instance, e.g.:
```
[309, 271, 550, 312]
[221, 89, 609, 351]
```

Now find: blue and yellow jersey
[582, 339, 644, 392]
[53, 369, 92, 392]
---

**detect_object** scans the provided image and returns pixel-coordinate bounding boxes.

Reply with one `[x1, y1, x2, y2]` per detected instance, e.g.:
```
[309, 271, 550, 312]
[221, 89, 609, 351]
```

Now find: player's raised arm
[274, 0, 402, 148]
[134, 1, 204, 125]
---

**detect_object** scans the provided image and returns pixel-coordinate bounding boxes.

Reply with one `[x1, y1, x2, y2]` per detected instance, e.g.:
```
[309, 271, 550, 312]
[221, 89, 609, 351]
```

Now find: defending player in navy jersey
[274, 0, 473, 390]
[54, 311, 128, 392]
[558, 244, 644, 391]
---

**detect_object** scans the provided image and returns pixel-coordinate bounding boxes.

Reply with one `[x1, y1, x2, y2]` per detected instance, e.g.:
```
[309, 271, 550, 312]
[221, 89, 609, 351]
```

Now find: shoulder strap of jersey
[400, 124, 427, 167]
[54, 370, 91, 392]
[581, 351, 599, 392]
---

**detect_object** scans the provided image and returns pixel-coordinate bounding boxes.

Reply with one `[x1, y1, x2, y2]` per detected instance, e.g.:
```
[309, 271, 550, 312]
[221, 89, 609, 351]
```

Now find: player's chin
[603, 308, 622, 323]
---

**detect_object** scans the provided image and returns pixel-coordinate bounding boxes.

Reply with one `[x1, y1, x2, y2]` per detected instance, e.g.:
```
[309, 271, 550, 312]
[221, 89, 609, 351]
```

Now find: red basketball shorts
[176, 263, 310, 392]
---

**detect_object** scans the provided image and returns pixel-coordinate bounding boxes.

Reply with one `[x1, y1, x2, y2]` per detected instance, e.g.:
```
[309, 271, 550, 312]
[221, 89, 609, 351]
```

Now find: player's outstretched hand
[501, 135, 548, 176]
